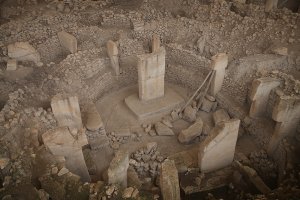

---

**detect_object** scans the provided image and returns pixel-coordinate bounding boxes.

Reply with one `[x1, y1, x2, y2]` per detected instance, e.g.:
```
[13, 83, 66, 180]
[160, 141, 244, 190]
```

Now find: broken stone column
[151, 34, 160, 53]
[8, 42, 41, 65]
[107, 40, 120, 76]
[57, 31, 77, 53]
[42, 127, 90, 182]
[209, 53, 228, 96]
[51, 95, 83, 130]
[137, 47, 166, 101]
[267, 93, 300, 155]
[160, 159, 180, 200]
[178, 118, 203, 144]
[198, 119, 240, 173]
[249, 77, 280, 118]
[265, 0, 278, 12]
[108, 150, 129, 188]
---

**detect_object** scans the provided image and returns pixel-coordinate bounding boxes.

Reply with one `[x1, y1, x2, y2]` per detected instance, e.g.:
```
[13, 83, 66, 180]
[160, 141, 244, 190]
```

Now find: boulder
[86, 104, 104, 131]
[57, 31, 77, 53]
[6, 59, 17, 71]
[213, 109, 230, 125]
[183, 105, 197, 122]
[178, 118, 203, 144]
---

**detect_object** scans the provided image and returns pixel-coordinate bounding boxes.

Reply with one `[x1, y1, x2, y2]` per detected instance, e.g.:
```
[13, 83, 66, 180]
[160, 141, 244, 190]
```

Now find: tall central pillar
[137, 47, 166, 101]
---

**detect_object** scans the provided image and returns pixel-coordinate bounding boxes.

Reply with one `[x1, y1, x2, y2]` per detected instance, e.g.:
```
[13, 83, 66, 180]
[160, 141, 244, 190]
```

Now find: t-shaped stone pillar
[248, 77, 280, 118]
[137, 47, 166, 101]
[267, 92, 300, 155]
[209, 53, 228, 96]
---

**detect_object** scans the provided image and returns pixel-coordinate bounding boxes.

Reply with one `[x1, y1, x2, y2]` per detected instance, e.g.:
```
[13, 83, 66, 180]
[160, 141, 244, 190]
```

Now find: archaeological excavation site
[0, 0, 300, 199]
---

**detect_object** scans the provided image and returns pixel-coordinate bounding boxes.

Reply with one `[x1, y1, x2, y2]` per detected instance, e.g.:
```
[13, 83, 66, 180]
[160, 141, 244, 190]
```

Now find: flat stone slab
[125, 88, 184, 120]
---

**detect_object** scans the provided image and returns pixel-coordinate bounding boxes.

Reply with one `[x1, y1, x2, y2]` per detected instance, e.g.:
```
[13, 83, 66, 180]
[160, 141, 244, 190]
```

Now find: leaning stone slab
[51, 94, 83, 130]
[108, 150, 129, 188]
[8, 42, 40, 64]
[198, 119, 240, 173]
[160, 159, 180, 200]
[57, 31, 77, 53]
[178, 118, 203, 144]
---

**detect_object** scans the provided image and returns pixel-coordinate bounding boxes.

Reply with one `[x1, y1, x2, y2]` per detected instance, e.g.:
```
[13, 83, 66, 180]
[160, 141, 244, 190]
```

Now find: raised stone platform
[125, 88, 184, 120]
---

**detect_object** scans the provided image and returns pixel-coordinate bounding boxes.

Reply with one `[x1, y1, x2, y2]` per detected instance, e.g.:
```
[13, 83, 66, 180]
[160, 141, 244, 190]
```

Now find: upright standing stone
[198, 119, 240, 173]
[107, 40, 120, 76]
[57, 31, 77, 53]
[152, 34, 160, 53]
[209, 53, 228, 96]
[108, 150, 129, 188]
[138, 47, 166, 101]
[51, 95, 83, 130]
[249, 78, 280, 118]
[42, 127, 90, 182]
[265, 0, 278, 12]
[267, 93, 300, 155]
[160, 159, 180, 200]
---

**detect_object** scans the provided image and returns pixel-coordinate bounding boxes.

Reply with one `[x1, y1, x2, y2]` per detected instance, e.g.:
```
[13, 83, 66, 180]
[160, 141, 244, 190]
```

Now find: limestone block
[249, 77, 280, 118]
[8, 42, 40, 64]
[86, 104, 104, 131]
[209, 53, 228, 96]
[160, 159, 180, 200]
[152, 34, 160, 53]
[198, 119, 240, 173]
[108, 150, 129, 188]
[6, 59, 17, 71]
[200, 95, 215, 113]
[155, 122, 174, 136]
[138, 76, 164, 101]
[268, 95, 300, 155]
[178, 118, 203, 144]
[51, 95, 83, 130]
[183, 105, 197, 122]
[57, 31, 77, 53]
[137, 47, 166, 101]
[42, 127, 90, 182]
[107, 40, 118, 56]
[213, 109, 230, 125]
[271, 47, 288, 56]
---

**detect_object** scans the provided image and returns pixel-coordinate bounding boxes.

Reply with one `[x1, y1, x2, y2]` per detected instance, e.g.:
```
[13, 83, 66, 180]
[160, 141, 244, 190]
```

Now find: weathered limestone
[85, 103, 104, 131]
[108, 150, 129, 188]
[160, 159, 180, 200]
[137, 47, 166, 101]
[249, 77, 280, 118]
[51, 95, 83, 130]
[107, 40, 120, 76]
[198, 119, 240, 173]
[213, 109, 230, 125]
[209, 53, 228, 96]
[42, 127, 90, 182]
[152, 34, 160, 53]
[267, 93, 300, 155]
[178, 118, 203, 144]
[155, 122, 174, 136]
[6, 59, 17, 71]
[265, 0, 278, 12]
[8, 42, 40, 64]
[57, 31, 77, 53]
[183, 105, 197, 122]
[200, 95, 216, 112]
